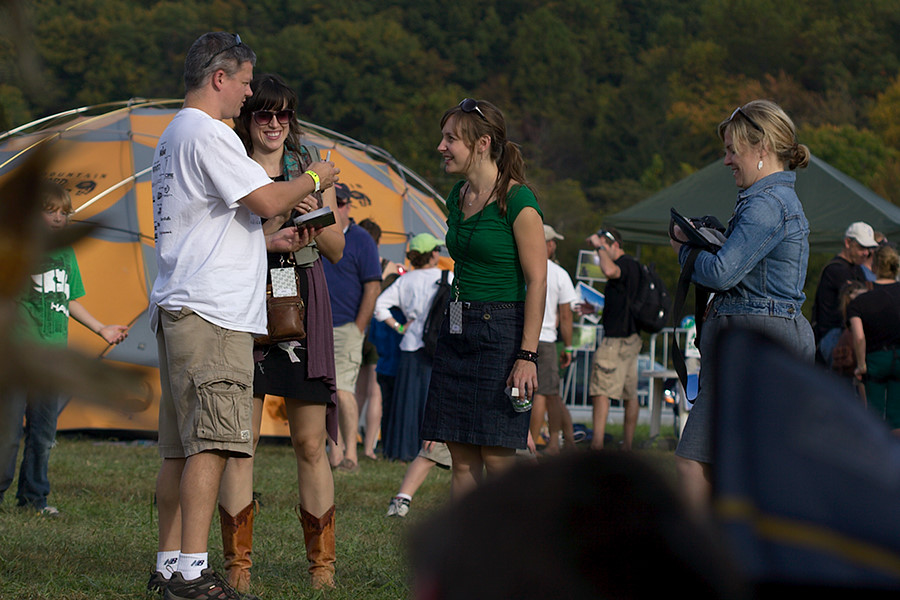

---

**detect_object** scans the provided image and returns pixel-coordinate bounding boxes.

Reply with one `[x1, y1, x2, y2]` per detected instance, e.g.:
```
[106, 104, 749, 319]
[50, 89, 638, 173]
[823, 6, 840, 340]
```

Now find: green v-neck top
[445, 180, 542, 302]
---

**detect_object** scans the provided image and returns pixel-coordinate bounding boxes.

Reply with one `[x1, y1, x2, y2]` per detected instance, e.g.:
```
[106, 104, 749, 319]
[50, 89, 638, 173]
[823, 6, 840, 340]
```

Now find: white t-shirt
[149, 108, 273, 334]
[374, 267, 453, 352]
[540, 259, 578, 343]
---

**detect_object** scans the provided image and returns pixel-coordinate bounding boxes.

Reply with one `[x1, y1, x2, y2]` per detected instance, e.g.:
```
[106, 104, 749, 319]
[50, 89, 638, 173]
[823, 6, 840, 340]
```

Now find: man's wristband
[516, 349, 539, 363]
[304, 169, 321, 192]
[564, 347, 574, 354]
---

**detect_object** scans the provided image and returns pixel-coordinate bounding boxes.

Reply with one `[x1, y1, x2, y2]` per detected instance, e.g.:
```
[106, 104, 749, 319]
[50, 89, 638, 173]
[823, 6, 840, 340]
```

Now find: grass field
[0, 425, 676, 599]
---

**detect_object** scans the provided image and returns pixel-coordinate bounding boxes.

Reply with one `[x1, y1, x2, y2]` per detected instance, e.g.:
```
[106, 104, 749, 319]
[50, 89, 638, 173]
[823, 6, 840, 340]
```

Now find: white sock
[177, 552, 208, 581]
[156, 551, 180, 578]
[396, 493, 412, 501]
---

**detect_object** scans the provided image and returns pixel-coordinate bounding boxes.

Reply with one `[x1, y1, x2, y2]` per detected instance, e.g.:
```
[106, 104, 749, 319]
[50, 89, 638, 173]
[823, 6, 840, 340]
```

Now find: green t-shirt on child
[445, 181, 542, 302]
[18, 246, 85, 345]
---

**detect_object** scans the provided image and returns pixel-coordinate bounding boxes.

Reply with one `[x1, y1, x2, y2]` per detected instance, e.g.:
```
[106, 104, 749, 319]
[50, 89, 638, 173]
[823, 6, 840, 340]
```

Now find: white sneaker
[386, 496, 410, 518]
[38, 506, 60, 517]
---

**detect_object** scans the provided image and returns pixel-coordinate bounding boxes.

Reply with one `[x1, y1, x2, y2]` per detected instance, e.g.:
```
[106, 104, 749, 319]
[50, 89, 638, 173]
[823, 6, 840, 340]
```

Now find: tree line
[2, 0, 899, 291]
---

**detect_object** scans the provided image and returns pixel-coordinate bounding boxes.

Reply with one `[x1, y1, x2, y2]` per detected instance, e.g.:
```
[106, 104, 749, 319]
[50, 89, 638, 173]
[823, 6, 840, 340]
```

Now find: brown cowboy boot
[296, 504, 336, 589]
[219, 501, 255, 592]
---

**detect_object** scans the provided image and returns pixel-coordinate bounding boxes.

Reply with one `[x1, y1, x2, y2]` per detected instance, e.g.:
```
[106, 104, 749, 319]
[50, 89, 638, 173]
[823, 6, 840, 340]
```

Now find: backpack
[631, 261, 671, 334]
[422, 270, 452, 357]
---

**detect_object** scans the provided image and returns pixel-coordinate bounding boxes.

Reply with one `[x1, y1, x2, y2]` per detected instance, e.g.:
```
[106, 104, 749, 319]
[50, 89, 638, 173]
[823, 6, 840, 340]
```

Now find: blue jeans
[0, 389, 60, 509]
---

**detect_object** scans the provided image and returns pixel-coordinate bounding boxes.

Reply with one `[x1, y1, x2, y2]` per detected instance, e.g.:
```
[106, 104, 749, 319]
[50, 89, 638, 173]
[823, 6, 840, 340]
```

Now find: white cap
[544, 224, 564, 241]
[845, 222, 878, 247]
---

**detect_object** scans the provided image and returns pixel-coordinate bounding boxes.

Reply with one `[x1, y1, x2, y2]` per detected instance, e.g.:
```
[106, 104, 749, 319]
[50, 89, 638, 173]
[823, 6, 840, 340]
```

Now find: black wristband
[516, 349, 539, 363]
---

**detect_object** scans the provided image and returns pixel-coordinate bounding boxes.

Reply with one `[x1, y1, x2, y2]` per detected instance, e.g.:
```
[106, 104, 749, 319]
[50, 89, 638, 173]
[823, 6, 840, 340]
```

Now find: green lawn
[0, 425, 675, 599]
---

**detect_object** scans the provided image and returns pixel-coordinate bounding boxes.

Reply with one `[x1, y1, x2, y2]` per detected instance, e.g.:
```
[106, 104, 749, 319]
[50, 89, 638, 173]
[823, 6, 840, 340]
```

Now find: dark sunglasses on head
[458, 98, 487, 121]
[728, 106, 764, 133]
[202, 33, 243, 69]
[596, 229, 616, 244]
[252, 109, 295, 126]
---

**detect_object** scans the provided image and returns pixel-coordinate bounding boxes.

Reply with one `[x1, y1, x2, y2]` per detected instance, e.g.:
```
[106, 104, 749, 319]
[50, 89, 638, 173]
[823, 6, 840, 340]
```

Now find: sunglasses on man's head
[728, 106, 764, 133]
[252, 109, 295, 126]
[458, 98, 487, 121]
[202, 33, 243, 69]
[596, 229, 616, 244]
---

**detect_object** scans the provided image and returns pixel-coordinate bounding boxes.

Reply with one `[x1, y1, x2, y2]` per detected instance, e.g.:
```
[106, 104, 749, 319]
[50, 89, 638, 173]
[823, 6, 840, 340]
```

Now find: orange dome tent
[0, 99, 449, 438]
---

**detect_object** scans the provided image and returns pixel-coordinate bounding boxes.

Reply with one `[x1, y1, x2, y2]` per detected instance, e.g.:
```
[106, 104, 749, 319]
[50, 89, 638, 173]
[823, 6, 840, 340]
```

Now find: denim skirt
[421, 302, 530, 449]
[675, 312, 814, 464]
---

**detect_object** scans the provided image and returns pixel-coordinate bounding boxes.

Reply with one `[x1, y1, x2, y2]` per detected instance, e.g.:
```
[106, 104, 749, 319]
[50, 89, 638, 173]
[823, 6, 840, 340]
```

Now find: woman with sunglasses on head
[669, 99, 814, 515]
[421, 99, 547, 499]
[218, 73, 344, 591]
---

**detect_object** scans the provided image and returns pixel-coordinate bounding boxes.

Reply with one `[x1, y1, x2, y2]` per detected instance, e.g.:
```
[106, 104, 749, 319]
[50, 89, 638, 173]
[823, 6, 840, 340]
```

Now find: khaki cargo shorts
[589, 333, 642, 400]
[156, 307, 255, 459]
[332, 321, 366, 392]
[419, 440, 452, 469]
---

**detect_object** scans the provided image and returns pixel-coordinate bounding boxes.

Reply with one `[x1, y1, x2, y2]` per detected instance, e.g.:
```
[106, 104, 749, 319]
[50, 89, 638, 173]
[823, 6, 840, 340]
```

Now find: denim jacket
[678, 171, 809, 319]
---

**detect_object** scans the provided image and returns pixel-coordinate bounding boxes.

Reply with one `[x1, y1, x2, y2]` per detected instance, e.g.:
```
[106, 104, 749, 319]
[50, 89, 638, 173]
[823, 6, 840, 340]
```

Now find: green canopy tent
[606, 155, 900, 253]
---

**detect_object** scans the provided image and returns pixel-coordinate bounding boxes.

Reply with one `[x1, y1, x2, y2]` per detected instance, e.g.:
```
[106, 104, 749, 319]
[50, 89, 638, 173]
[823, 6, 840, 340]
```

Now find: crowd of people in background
[5, 29, 900, 600]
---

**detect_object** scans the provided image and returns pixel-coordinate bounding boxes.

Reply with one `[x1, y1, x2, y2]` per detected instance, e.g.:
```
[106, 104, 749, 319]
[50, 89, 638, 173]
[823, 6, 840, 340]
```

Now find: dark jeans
[0, 389, 60, 509]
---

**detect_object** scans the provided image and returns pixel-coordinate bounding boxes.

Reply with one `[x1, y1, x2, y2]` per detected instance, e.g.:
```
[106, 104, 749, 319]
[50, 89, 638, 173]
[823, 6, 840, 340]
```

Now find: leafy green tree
[801, 124, 896, 187]
[869, 75, 900, 149]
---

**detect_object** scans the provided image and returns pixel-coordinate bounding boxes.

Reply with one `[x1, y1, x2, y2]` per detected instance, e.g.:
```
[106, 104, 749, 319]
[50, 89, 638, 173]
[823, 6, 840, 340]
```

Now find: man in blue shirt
[322, 184, 382, 471]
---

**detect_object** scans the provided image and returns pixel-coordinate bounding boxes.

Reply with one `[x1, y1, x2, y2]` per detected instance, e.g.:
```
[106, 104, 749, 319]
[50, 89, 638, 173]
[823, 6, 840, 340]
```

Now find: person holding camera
[584, 227, 643, 451]
[669, 100, 814, 514]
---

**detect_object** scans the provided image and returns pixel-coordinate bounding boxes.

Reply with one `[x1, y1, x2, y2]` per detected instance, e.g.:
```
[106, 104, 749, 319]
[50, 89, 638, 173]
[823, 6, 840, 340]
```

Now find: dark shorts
[421, 302, 530, 450]
[535, 341, 561, 396]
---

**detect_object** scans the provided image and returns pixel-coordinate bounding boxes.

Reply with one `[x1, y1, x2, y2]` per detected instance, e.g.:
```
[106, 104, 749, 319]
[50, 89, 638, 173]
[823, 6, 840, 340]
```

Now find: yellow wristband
[304, 170, 320, 192]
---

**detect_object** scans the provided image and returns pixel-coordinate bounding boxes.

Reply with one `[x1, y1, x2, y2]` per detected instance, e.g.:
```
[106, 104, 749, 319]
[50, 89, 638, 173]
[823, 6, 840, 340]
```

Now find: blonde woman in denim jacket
[670, 100, 815, 514]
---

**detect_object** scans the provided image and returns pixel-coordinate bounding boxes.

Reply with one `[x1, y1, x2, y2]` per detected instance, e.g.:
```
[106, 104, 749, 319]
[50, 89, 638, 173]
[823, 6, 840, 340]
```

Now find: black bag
[631, 262, 671, 334]
[422, 270, 452, 357]
[669, 207, 727, 392]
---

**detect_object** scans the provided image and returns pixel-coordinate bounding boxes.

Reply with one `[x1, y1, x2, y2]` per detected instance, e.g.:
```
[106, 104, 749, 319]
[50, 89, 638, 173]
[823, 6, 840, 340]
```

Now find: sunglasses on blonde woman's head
[202, 33, 243, 69]
[252, 109, 295, 126]
[458, 98, 487, 121]
[728, 106, 764, 133]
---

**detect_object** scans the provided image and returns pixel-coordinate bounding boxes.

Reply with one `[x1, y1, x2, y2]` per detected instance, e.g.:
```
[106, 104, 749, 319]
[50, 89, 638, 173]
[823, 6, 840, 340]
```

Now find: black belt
[461, 301, 518, 311]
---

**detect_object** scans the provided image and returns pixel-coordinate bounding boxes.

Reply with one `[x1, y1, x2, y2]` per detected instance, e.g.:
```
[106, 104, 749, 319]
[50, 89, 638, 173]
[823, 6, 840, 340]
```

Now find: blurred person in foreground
[420, 98, 546, 499]
[409, 452, 746, 600]
[218, 73, 345, 591]
[669, 100, 814, 515]
[147, 32, 338, 600]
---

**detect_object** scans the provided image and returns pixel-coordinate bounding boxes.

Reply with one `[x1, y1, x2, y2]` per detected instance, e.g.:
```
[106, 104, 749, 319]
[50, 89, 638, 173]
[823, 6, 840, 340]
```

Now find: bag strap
[671, 247, 708, 396]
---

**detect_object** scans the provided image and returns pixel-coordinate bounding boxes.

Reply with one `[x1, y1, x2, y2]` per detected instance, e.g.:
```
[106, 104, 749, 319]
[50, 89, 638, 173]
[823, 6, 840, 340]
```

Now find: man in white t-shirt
[530, 225, 578, 455]
[147, 32, 339, 600]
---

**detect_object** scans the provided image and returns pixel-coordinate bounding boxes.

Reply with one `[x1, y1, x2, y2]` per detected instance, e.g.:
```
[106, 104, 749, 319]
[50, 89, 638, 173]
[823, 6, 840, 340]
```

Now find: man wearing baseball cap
[812, 221, 878, 366]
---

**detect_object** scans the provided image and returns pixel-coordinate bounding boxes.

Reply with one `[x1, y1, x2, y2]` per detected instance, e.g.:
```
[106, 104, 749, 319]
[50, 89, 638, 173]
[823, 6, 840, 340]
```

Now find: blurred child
[0, 181, 128, 515]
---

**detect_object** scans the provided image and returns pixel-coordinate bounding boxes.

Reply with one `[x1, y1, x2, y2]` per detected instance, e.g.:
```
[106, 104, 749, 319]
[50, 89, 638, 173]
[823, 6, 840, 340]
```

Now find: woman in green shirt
[421, 99, 547, 498]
